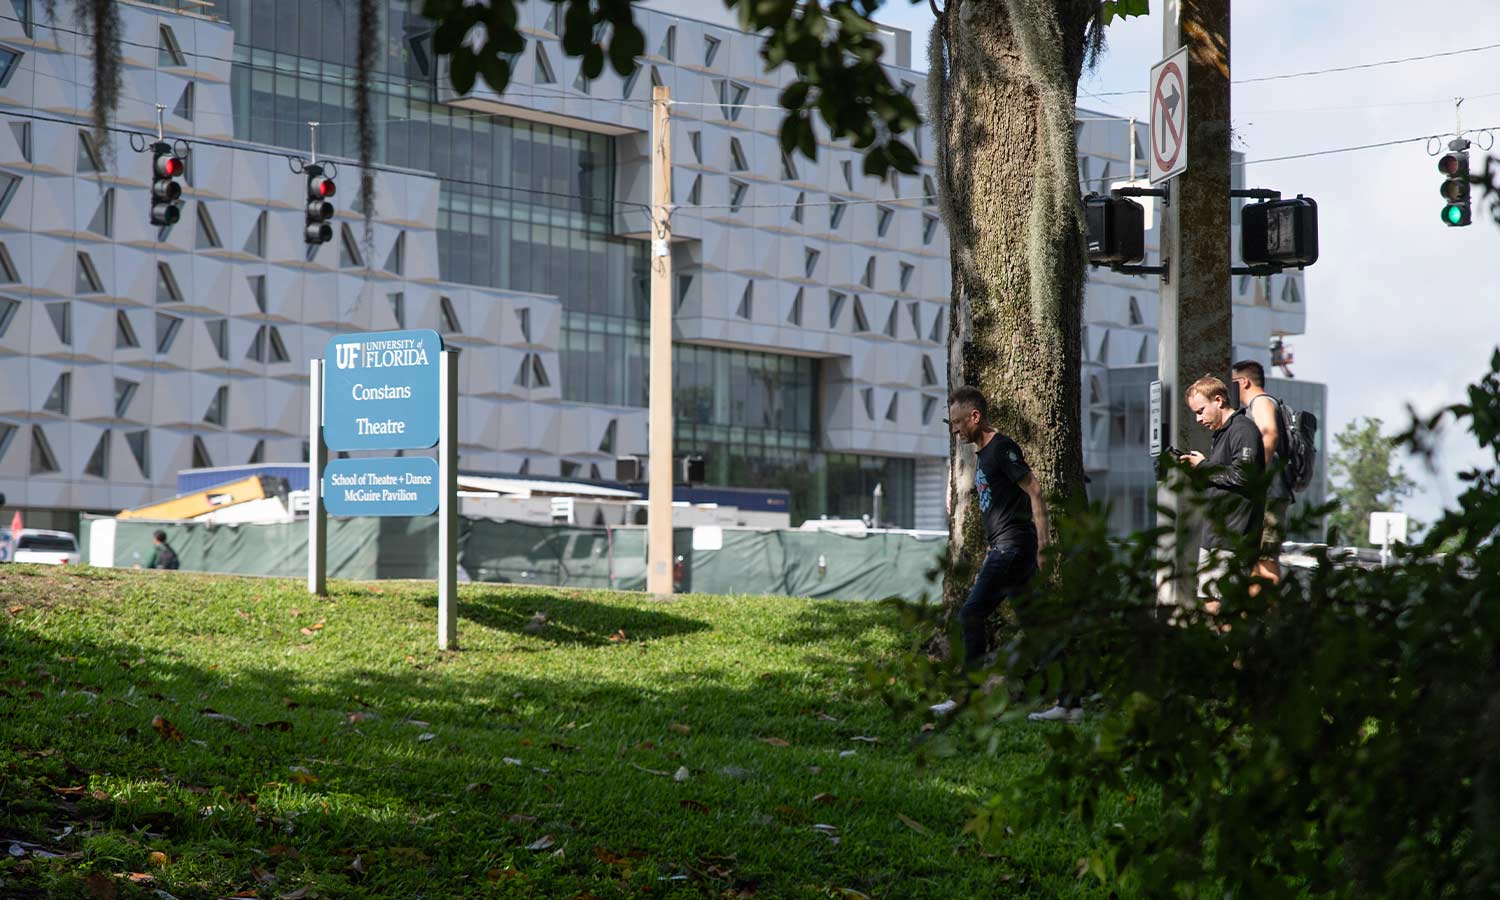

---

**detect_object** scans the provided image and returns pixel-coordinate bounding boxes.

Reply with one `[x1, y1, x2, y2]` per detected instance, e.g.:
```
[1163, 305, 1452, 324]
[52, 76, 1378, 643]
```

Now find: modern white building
[0, 0, 1322, 537]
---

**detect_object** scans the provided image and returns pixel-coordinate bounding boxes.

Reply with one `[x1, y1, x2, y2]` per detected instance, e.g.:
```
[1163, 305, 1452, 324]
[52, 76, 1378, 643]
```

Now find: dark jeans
[959, 542, 1038, 668]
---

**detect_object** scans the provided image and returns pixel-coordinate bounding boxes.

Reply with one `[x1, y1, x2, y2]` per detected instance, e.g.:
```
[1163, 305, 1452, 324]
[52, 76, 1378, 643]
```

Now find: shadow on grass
[406, 587, 715, 647]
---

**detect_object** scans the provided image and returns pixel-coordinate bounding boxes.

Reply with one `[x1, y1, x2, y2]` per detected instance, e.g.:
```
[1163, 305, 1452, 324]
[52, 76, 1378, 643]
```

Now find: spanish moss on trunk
[930, 0, 1096, 623]
[356, 0, 379, 246]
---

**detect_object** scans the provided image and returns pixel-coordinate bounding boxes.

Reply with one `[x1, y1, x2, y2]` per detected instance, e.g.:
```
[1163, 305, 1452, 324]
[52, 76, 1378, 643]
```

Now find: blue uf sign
[323, 329, 443, 451]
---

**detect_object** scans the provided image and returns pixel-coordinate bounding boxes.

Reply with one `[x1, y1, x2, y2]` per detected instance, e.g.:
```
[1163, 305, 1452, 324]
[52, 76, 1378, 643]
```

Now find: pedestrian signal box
[1241, 196, 1318, 269]
[1084, 193, 1146, 265]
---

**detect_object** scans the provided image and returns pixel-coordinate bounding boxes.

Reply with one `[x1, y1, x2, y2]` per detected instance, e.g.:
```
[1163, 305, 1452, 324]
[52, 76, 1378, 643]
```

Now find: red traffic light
[1438, 153, 1463, 176]
[309, 176, 335, 199]
[155, 155, 184, 178]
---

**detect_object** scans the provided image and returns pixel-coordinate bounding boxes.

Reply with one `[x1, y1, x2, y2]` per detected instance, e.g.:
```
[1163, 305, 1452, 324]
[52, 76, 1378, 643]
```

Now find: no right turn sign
[1149, 47, 1189, 185]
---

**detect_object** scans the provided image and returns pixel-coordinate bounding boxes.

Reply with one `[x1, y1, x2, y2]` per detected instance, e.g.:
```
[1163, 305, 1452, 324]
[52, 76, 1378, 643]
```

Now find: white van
[0, 528, 81, 565]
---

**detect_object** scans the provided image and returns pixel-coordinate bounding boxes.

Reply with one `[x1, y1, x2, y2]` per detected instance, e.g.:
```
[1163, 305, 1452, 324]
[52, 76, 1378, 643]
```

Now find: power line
[1090, 40, 1500, 96]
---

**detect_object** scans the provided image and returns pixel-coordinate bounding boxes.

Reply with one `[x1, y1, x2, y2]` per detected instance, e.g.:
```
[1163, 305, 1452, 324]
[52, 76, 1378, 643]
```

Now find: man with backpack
[144, 530, 180, 570]
[1231, 360, 1295, 587]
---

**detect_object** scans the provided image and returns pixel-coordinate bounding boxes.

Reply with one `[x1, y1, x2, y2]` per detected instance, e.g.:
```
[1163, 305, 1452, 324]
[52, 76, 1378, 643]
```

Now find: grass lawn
[0, 565, 1118, 899]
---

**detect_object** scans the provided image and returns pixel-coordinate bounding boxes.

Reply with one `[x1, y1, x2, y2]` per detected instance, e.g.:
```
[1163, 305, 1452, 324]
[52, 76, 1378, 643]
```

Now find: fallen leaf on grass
[838, 750, 857, 758]
[504, 813, 537, 824]
[679, 798, 711, 814]
[7, 605, 23, 616]
[151, 716, 184, 742]
[48, 784, 88, 797]
[486, 867, 520, 881]
[289, 772, 319, 785]
[416, 733, 436, 743]
[351, 853, 365, 874]
[147, 851, 169, 867]
[608, 629, 628, 643]
[896, 813, 932, 836]
[503, 757, 523, 766]
[594, 846, 632, 866]
[849, 735, 880, 744]
[668, 722, 691, 735]
[465, 782, 492, 794]
[251, 864, 276, 884]
[299, 628, 316, 637]
[757, 737, 789, 748]
[125, 872, 154, 885]
[833, 889, 871, 899]
[525, 834, 555, 851]
[815, 712, 840, 722]
[811, 793, 838, 805]
[282, 697, 299, 709]
[673, 766, 691, 782]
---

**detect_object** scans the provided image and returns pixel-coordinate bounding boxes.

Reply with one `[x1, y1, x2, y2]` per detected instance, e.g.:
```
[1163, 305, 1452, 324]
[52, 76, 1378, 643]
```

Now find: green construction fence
[82, 517, 946, 603]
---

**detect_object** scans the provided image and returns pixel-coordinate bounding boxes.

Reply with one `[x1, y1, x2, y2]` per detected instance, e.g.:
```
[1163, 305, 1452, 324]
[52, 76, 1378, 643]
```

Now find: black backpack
[159, 544, 180, 570]
[1274, 400, 1319, 494]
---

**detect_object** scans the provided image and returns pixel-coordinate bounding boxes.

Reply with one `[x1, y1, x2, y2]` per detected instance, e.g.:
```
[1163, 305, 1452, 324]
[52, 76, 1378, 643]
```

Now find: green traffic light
[1443, 204, 1467, 226]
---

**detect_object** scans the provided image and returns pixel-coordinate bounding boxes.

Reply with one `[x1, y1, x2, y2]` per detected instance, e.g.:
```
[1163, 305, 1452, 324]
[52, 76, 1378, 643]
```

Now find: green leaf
[779, 82, 810, 110]
[1100, 0, 1150, 26]
[450, 49, 477, 95]
[581, 45, 605, 80]
[476, 49, 508, 95]
[561, 1, 593, 55]
[608, 22, 645, 76]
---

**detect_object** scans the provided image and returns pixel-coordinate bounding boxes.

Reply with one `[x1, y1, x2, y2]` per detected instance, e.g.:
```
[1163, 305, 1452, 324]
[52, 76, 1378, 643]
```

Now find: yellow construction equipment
[118, 475, 283, 521]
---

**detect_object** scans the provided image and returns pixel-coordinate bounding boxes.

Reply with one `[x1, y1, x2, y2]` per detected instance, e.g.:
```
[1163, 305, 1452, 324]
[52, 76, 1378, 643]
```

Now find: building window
[247, 439, 265, 465]
[77, 131, 103, 173]
[907, 302, 921, 337]
[10, 122, 28, 162]
[45, 301, 70, 345]
[158, 24, 185, 66]
[42, 371, 69, 414]
[791, 192, 805, 224]
[675, 273, 693, 310]
[244, 211, 266, 257]
[885, 394, 899, 422]
[84, 430, 111, 478]
[155, 261, 183, 303]
[268, 326, 290, 363]
[729, 179, 748, 213]
[247, 274, 266, 312]
[781, 150, 798, 181]
[729, 137, 748, 172]
[923, 176, 937, 205]
[899, 262, 915, 293]
[339, 223, 364, 268]
[385, 232, 405, 275]
[736, 281, 753, 320]
[861, 257, 875, 289]
[876, 206, 894, 237]
[388, 292, 406, 328]
[689, 130, 702, 163]
[829, 197, 846, 230]
[883, 303, 898, 338]
[114, 378, 138, 418]
[534, 42, 556, 83]
[155, 313, 182, 353]
[803, 248, 820, 278]
[922, 355, 938, 386]
[862, 388, 874, 419]
[205, 318, 228, 359]
[852, 296, 870, 333]
[922, 214, 939, 245]
[829, 290, 846, 329]
[439, 295, 463, 333]
[204, 385, 227, 426]
[788, 287, 803, 326]
[86, 187, 113, 236]
[715, 79, 749, 120]
[921, 394, 938, 425]
[687, 174, 701, 205]
[0, 296, 16, 337]
[703, 35, 721, 67]
[115, 310, 140, 348]
[195, 202, 222, 249]
[0, 242, 15, 282]
[76, 252, 103, 293]
[191, 436, 213, 469]
[30, 425, 59, 474]
[929, 309, 944, 343]
[658, 25, 675, 60]
[1128, 295, 1143, 325]
[174, 81, 195, 121]
[126, 430, 149, 477]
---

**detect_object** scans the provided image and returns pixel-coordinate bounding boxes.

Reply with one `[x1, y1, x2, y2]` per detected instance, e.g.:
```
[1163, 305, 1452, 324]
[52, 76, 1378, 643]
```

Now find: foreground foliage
[897, 353, 1500, 899]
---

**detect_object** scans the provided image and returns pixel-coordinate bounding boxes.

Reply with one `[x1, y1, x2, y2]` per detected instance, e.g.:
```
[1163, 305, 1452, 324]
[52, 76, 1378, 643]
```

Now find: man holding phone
[1178, 375, 1265, 605]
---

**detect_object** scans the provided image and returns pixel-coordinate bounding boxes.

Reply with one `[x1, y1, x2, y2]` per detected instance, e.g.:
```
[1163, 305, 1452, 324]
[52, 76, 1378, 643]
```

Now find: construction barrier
[81, 517, 946, 603]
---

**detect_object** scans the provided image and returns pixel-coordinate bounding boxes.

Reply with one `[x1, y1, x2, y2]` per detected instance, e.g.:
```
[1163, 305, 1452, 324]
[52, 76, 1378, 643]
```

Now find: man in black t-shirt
[929, 387, 1059, 716]
[1179, 375, 1266, 604]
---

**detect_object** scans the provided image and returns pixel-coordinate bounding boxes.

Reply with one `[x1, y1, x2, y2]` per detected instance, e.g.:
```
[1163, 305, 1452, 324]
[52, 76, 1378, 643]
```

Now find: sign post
[312, 328, 458, 648]
[308, 358, 328, 595]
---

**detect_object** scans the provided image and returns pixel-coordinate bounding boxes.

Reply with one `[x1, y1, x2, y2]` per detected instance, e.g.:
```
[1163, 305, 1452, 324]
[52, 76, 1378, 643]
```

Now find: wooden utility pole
[646, 85, 674, 598]
[1156, 0, 1232, 606]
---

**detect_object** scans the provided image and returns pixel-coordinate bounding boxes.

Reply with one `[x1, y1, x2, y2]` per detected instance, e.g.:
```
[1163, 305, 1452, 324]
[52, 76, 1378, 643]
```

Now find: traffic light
[149, 141, 184, 227]
[1084, 193, 1145, 265]
[1241, 196, 1319, 269]
[1438, 139, 1471, 227]
[304, 163, 336, 244]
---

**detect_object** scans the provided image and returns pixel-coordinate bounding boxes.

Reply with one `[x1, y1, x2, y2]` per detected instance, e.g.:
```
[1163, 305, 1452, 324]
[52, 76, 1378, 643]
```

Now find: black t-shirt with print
[974, 434, 1036, 549]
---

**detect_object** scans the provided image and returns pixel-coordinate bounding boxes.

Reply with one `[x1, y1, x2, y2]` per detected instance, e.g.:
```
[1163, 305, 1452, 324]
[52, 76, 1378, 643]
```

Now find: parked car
[0, 528, 81, 565]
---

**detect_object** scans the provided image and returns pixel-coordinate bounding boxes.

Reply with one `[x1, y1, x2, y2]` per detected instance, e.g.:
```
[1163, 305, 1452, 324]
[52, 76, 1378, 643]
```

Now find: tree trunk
[932, 0, 1094, 621]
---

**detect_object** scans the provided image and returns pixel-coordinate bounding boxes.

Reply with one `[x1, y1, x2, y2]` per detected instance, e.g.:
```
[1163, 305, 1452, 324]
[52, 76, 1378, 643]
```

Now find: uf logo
[334, 342, 360, 370]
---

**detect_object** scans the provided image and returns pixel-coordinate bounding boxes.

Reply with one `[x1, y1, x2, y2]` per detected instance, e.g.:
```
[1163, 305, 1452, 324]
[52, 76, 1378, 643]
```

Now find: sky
[872, 0, 1500, 530]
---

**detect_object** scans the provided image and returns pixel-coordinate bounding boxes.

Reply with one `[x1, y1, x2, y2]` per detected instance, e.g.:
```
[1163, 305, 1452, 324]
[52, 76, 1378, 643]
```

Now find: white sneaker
[1027, 704, 1083, 724]
[928, 699, 959, 716]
